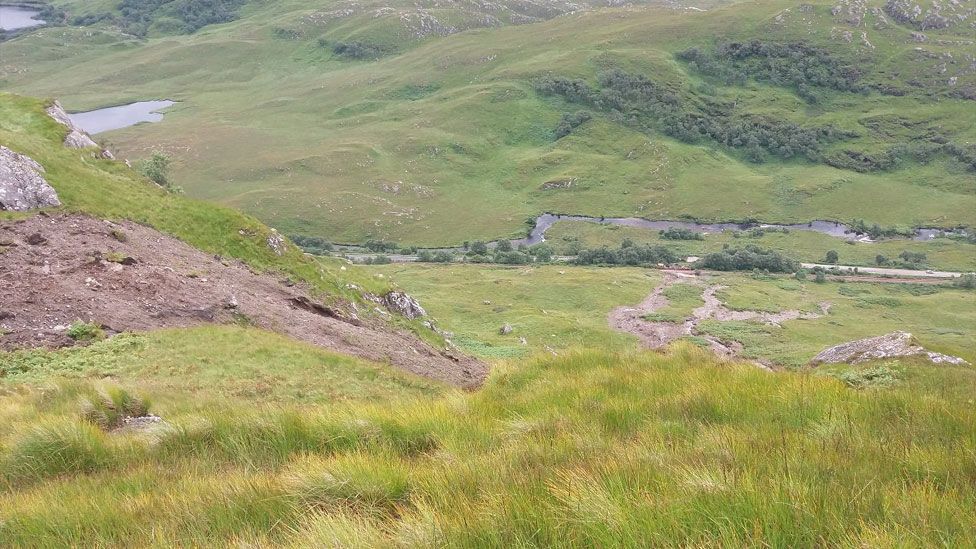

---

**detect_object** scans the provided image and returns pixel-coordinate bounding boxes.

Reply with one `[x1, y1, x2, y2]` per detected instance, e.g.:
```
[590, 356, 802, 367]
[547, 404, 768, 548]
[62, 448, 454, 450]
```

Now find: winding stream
[515, 213, 961, 246]
[67, 100, 176, 134]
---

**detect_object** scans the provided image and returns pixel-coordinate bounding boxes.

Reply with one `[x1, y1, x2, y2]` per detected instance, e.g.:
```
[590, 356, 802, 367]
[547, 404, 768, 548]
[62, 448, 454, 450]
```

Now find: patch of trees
[875, 251, 929, 269]
[461, 241, 555, 265]
[417, 250, 455, 263]
[111, 0, 246, 36]
[847, 220, 914, 240]
[331, 41, 387, 60]
[659, 227, 704, 241]
[676, 41, 865, 102]
[699, 245, 799, 273]
[290, 235, 334, 255]
[535, 69, 842, 164]
[574, 241, 677, 267]
[553, 111, 591, 140]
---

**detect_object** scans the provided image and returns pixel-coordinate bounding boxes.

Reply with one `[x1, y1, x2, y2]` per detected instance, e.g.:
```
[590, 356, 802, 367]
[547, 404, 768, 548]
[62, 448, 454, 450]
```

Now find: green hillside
[2, 346, 974, 546]
[2, 0, 973, 245]
[1, 2, 975, 545]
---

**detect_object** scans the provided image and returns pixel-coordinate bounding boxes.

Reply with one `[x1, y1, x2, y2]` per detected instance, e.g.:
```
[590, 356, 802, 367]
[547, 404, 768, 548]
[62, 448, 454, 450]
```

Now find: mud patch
[0, 214, 486, 388]
[609, 271, 830, 365]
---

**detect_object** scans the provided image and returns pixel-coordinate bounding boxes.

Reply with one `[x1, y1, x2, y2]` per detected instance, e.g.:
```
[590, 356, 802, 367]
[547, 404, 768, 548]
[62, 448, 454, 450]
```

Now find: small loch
[67, 100, 176, 134]
[0, 6, 45, 31]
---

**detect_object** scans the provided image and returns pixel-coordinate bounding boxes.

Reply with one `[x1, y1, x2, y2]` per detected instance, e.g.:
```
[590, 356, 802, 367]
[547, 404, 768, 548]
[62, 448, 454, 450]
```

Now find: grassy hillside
[0, 326, 444, 404]
[367, 263, 976, 365]
[0, 93, 390, 303]
[1, 346, 974, 545]
[2, 0, 973, 245]
[545, 219, 976, 272]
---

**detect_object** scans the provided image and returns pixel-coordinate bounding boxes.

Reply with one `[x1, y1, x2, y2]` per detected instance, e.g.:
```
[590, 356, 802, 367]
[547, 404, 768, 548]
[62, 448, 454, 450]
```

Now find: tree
[140, 152, 171, 187]
[469, 241, 489, 255]
[529, 244, 554, 263]
[825, 250, 839, 264]
[496, 240, 513, 253]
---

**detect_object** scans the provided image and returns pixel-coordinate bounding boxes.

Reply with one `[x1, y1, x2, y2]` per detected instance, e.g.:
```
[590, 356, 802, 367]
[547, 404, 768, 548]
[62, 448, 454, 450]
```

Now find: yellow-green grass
[699, 274, 976, 366]
[1, 346, 974, 546]
[642, 283, 703, 323]
[3, 1, 974, 245]
[0, 326, 444, 404]
[368, 263, 657, 358]
[546, 219, 976, 272]
[365, 263, 976, 367]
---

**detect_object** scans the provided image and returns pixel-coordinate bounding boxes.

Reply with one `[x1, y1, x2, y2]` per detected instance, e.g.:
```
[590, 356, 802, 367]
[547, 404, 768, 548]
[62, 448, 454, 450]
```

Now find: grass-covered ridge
[0, 93, 390, 304]
[2, 0, 973, 245]
[1, 346, 973, 545]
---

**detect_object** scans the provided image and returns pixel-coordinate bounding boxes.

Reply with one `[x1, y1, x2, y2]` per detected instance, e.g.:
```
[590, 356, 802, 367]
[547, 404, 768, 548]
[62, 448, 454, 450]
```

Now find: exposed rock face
[383, 291, 426, 319]
[46, 101, 99, 149]
[811, 331, 970, 365]
[0, 146, 61, 211]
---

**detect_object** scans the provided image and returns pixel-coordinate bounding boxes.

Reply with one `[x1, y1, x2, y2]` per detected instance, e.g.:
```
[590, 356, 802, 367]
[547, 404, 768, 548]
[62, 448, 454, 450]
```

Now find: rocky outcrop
[266, 229, 287, 255]
[811, 331, 970, 365]
[0, 146, 61, 211]
[383, 291, 426, 319]
[46, 101, 99, 149]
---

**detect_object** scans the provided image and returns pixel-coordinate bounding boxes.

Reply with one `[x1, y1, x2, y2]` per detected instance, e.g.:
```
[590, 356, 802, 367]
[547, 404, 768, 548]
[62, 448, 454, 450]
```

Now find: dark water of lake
[67, 101, 176, 134]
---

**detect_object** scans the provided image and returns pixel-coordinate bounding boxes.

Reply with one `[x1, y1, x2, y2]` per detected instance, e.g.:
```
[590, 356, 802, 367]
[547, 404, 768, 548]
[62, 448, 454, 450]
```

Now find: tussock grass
[1, 345, 974, 546]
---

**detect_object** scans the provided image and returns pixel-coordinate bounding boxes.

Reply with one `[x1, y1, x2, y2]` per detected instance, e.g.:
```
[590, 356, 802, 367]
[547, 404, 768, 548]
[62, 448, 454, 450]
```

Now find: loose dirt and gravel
[609, 271, 830, 364]
[0, 214, 486, 388]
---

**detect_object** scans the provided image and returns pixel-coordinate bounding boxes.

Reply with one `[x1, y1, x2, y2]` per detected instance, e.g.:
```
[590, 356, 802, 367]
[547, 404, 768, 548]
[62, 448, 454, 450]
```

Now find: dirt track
[609, 271, 830, 364]
[0, 214, 486, 388]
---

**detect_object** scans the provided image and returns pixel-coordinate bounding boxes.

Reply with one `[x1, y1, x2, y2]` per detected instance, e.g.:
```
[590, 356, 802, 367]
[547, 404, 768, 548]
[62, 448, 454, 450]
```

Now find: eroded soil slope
[0, 214, 485, 388]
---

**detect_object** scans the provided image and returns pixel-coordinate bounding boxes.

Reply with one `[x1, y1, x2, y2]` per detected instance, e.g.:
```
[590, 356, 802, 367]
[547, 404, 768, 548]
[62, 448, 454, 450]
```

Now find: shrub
[829, 365, 900, 389]
[140, 152, 171, 187]
[468, 241, 489, 255]
[660, 227, 704, 241]
[825, 250, 839, 264]
[553, 111, 592, 139]
[575, 243, 677, 266]
[699, 245, 798, 273]
[66, 321, 105, 343]
[953, 273, 976, 289]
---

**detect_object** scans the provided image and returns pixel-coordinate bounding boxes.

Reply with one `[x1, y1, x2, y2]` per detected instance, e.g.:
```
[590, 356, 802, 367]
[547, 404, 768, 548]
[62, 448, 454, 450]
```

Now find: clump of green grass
[826, 364, 901, 390]
[2, 421, 114, 484]
[642, 283, 703, 323]
[66, 321, 105, 343]
[79, 386, 152, 430]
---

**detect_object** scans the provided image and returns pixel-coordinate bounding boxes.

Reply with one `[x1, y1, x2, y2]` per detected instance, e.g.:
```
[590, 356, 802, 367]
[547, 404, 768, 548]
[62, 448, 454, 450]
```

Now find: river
[514, 214, 963, 246]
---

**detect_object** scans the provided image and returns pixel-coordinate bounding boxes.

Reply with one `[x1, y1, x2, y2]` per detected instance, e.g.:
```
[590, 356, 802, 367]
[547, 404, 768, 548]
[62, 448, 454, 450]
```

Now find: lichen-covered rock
[266, 229, 287, 255]
[46, 101, 99, 149]
[384, 291, 426, 319]
[811, 331, 969, 365]
[0, 146, 61, 211]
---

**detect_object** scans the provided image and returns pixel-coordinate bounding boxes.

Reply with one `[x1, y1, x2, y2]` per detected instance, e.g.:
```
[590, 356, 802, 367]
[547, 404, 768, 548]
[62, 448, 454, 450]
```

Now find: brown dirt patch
[0, 214, 486, 388]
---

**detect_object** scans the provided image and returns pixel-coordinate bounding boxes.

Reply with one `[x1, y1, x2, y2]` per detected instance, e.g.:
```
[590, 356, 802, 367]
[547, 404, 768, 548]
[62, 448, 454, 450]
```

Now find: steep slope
[0, 94, 486, 387]
[1, 0, 973, 245]
[1, 347, 974, 545]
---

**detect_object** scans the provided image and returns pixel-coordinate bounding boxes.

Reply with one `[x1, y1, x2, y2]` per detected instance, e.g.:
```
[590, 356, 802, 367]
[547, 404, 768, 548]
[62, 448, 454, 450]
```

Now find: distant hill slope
[0, 94, 485, 387]
[2, 0, 973, 246]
